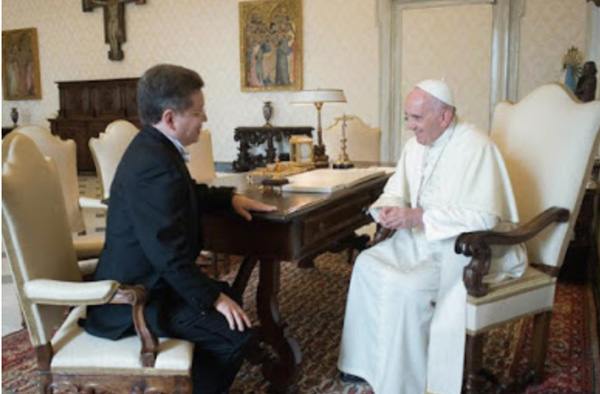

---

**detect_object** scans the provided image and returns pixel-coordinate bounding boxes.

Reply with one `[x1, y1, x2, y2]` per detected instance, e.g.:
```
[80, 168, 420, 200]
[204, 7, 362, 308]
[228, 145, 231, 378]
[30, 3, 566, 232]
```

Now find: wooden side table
[232, 126, 313, 172]
[2, 126, 15, 138]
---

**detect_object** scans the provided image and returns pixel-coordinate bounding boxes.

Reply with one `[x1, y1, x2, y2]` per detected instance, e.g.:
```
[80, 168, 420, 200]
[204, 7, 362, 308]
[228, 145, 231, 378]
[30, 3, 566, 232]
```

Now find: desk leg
[257, 258, 301, 393]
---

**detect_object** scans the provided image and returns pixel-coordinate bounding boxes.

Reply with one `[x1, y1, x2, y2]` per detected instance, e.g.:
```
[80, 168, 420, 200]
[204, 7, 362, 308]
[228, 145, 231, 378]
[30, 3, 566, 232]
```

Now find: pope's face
[171, 90, 207, 146]
[404, 88, 447, 146]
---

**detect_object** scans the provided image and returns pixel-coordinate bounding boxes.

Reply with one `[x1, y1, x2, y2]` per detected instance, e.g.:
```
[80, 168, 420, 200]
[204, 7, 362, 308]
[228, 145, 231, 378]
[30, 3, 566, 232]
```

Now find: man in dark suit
[84, 64, 276, 394]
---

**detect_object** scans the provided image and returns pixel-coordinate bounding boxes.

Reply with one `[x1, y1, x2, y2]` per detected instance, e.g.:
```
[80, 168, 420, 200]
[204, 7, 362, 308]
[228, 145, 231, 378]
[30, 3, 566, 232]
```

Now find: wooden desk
[202, 171, 389, 393]
[232, 126, 313, 172]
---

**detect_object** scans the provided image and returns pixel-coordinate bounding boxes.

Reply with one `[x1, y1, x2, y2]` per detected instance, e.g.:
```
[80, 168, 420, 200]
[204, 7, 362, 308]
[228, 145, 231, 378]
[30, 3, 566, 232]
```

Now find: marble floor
[2, 175, 105, 336]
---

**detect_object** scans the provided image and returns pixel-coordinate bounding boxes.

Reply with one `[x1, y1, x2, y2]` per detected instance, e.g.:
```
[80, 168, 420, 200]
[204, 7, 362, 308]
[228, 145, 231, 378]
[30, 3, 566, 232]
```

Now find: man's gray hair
[137, 64, 204, 126]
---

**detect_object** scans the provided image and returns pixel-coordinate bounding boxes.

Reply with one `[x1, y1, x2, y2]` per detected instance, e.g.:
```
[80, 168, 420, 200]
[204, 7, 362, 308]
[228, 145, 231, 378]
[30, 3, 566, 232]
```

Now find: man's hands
[214, 292, 252, 331]
[232, 194, 276, 221]
[379, 206, 424, 229]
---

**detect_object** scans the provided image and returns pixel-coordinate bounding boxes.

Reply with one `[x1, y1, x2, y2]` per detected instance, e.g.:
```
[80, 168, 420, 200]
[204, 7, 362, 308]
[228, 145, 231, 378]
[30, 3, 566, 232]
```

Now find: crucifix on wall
[82, 0, 146, 61]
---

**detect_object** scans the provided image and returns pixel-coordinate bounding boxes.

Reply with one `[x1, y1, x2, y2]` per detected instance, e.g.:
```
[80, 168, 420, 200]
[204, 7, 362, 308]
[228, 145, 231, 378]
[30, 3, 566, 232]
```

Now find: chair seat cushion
[51, 306, 193, 375]
[466, 266, 556, 334]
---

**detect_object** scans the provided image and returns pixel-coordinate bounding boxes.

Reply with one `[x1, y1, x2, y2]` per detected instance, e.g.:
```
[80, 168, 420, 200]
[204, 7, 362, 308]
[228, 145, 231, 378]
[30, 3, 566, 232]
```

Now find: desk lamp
[293, 89, 346, 168]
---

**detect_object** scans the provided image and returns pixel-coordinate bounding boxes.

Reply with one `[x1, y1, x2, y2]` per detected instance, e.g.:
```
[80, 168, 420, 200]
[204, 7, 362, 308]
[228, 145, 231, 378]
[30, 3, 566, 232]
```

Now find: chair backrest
[2, 133, 82, 346]
[186, 129, 216, 183]
[323, 116, 381, 162]
[491, 83, 600, 268]
[14, 125, 85, 234]
[89, 120, 139, 200]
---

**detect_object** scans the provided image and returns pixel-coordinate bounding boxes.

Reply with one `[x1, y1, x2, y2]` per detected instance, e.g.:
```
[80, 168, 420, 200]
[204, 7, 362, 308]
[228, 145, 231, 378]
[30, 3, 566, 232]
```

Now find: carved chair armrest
[109, 285, 159, 368]
[455, 207, 570, 297]
[24, 280, 159, 367]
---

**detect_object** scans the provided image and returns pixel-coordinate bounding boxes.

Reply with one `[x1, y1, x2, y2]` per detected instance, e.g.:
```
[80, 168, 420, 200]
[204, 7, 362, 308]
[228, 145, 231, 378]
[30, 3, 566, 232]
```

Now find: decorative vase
[263, 101, 273, 126]
[10, 108, 18, 127]
[564, 65, 576, 92]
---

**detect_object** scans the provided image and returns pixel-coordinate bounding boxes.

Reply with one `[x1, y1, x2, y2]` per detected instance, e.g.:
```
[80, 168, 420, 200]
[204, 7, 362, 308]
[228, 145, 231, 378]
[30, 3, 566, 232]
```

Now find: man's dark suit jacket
[85, 125, 234, 340]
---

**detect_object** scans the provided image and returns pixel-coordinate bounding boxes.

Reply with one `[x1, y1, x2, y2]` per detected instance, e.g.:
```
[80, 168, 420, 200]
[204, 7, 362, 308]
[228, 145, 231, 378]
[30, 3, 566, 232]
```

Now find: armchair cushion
[466, 267, 555, 333]
[51, 306, 193, 373]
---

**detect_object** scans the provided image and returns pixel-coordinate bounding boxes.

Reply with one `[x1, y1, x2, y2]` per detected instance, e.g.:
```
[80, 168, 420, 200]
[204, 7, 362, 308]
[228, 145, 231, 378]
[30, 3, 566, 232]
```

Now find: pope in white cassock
[337, 80, 527, 394]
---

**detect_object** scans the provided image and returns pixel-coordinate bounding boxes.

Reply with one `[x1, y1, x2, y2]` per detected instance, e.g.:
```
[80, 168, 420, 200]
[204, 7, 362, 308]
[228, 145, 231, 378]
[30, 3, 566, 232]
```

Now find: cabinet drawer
[303, 193, 372, 246]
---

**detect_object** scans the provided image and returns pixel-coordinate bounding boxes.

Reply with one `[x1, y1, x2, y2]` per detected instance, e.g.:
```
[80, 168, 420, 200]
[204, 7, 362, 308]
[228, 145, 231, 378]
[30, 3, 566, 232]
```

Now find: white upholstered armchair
[89, 119, 139, 202]
[187, 129, 217, 183]
[456, 84, 600, 392]
[322, 115, 381, 163]
[187, 129, 230, 277]
[322, 116, 383, 262]
[2, 133, 194, 394]
[14, 125, 104, 262]
[371, 83, 600, 392]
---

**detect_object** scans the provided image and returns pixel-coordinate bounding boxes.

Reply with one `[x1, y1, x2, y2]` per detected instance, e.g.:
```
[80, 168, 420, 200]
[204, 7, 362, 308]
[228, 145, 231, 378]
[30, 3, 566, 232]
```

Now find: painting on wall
[2, 28, 42, 100]
[239, 0, 302, 92]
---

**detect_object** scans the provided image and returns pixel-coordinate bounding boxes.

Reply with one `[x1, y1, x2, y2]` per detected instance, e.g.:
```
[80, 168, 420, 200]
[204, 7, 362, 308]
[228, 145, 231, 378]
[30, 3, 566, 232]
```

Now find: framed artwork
[2, 28, 42, 100]
[239, 0, 302, 92]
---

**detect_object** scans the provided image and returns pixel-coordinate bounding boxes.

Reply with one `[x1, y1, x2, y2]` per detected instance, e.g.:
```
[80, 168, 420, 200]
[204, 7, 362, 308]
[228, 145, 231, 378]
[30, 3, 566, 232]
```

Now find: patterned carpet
[2, 251, 599, 394]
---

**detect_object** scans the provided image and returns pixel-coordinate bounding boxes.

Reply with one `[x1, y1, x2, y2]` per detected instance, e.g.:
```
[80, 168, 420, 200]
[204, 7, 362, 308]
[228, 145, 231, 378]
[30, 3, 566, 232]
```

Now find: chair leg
[530, 311, 552, 384]
[211, 252, 219, 278]
[463, 333, 485, 394]
[223, 253, 231, 274]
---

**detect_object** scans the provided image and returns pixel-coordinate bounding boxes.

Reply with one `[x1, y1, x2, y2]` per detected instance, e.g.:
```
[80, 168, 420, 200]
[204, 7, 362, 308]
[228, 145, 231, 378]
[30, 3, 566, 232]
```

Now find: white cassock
[338, 119, 528, 394]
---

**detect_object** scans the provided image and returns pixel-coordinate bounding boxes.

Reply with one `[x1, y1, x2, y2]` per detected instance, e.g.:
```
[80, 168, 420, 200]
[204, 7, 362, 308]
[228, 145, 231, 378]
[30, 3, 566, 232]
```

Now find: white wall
[3, 0, 594, 162]
[2, 0, 379, 162]
[518, 0, 588, 99]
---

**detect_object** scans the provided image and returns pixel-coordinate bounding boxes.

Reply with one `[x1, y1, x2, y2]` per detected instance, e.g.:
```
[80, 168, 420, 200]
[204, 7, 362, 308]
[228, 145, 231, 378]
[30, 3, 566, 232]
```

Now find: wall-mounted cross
[82, 0, 146, 61]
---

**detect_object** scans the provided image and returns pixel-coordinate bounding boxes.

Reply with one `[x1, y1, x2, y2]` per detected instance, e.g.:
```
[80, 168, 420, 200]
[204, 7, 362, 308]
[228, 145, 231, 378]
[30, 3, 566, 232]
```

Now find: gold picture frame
[2, 28, 42, 100]
[239, 0, 302, 92]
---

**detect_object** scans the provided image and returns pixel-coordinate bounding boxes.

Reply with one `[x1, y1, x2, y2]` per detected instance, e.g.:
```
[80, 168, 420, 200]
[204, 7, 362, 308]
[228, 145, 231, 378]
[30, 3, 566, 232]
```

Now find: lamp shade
[292, 89, 346, 104]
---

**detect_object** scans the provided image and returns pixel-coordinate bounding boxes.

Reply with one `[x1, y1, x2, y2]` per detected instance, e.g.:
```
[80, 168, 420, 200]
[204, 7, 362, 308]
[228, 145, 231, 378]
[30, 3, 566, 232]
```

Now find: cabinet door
[60, 83, 91, 119]
[123, 80, 139, 118]
[91, 81, 125, 118]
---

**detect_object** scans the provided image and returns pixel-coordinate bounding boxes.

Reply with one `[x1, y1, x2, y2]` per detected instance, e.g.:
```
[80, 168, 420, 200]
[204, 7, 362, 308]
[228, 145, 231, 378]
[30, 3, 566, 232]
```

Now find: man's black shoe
[339, 372, 366, 383]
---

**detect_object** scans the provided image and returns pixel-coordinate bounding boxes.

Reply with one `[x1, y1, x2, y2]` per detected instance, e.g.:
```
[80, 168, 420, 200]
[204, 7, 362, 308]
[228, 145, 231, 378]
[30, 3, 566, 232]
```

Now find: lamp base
[313, 144, 329, 168]
[333, 161, 354, 169]
[314, 160, 330, 168]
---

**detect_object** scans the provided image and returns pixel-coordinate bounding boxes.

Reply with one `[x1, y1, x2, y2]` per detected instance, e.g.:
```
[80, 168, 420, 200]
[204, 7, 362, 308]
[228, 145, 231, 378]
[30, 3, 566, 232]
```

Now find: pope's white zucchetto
[415, 79, 455, 107]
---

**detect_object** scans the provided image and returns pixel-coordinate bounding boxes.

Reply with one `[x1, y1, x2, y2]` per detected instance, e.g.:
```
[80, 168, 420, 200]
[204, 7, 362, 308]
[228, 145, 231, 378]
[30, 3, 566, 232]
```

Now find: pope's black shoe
[339, 372, 366, 384]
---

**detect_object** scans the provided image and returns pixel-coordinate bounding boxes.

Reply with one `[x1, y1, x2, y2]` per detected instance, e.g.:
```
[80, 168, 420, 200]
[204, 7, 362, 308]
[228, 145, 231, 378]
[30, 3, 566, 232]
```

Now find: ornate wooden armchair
[2, 133, 193, 394]
[89, 119, 139, 202]
[456, 84, 600, 392]
[372, 83, 600, 392]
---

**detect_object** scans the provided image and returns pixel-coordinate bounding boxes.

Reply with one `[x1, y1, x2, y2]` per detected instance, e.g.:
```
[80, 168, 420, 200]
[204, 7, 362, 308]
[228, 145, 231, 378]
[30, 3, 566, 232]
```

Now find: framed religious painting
[2, 28, 42, 100]
[239, 0, 303, 92]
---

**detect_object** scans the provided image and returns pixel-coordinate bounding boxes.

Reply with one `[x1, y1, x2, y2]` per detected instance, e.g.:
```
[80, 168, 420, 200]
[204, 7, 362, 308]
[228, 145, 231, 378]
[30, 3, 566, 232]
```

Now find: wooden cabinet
[48, 78, 141, 172]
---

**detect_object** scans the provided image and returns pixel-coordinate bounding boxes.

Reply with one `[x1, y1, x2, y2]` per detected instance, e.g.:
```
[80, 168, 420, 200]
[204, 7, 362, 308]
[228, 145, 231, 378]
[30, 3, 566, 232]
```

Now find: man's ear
[441, 108, 454, 129]
[161, 108, 176, 132]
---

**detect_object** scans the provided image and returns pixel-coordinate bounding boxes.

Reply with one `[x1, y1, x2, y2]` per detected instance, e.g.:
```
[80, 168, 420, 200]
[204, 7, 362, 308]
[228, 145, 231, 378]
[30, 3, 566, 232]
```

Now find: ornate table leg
[257, 259, 301, 393]
[266, 132, 276, 164]
[233, 139, 252, 172]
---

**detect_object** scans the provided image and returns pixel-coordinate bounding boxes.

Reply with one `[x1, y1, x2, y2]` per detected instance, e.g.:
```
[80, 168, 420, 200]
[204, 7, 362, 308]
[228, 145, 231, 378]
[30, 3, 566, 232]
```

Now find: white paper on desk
[282, 168, 386, 193]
